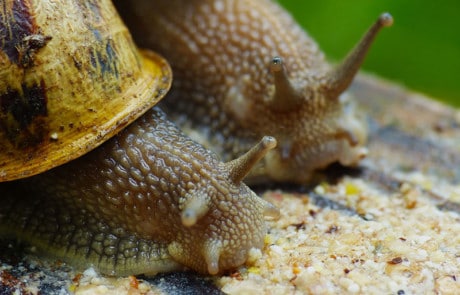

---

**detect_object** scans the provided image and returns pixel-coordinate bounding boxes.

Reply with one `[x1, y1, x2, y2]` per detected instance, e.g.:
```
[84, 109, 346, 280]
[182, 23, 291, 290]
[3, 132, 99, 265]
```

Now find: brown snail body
[1, 107, 278, 275]
[0, 0, 393, 277]
[114, 0, 393, 183]
[0, 0, 278, 275]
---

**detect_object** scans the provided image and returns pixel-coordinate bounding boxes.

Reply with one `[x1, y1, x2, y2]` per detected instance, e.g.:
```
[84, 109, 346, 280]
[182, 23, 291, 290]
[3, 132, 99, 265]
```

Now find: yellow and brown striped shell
[0, 0, 171, 181]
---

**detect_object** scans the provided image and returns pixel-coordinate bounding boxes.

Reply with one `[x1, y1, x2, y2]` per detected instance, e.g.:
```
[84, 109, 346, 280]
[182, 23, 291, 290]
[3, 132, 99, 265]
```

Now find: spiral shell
[0, 0, 171, 181]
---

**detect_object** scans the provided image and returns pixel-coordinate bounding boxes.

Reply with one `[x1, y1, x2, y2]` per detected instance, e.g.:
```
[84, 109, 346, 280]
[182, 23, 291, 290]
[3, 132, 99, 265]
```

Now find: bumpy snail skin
[0, 108, 279, 276]
[114, 0, 393, 183]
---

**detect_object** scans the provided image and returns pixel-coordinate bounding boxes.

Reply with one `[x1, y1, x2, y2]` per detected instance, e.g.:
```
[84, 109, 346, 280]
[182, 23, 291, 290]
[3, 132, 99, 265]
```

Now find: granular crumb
[218, 175, 460, 294]
[388, 257, 403, 265]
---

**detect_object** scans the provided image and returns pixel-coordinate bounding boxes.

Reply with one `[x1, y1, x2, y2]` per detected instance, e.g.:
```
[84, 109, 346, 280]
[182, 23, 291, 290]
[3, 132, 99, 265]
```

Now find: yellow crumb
[345, 182, 361, 195]
[247, 267, 260, 274]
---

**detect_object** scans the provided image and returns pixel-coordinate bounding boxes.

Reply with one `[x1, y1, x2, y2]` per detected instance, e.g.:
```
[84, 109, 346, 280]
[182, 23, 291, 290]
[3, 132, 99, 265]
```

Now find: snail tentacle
[261, 197, 281, 220]
[203, 240, 223, 275]
[268, 56, 306, 111]
[225, 135, 277, 183]
[180, 191, 211, 227]
[325, 13, 394, 98]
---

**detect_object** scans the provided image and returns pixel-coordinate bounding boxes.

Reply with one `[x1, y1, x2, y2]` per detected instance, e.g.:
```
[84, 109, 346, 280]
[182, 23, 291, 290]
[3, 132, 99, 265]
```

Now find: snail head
[239, 13, 393, 183]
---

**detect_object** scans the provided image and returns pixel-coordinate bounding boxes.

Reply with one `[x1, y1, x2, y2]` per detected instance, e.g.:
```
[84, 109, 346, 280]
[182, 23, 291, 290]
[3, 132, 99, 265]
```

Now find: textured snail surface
[0, 0, 279, 276]
[0, 0, 392, 278]
[0, 107, 279, 276]
[114, 0, 393, 183]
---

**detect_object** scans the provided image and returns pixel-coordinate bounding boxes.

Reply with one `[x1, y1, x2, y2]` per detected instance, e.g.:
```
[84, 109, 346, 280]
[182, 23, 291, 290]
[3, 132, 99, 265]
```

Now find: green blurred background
[277, 0, 460, 107]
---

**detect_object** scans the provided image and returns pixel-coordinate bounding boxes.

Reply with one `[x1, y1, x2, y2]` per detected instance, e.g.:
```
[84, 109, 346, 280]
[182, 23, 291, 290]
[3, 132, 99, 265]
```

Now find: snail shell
[0, 0, 169, 181]
[0, 0, 279, 276]
[114, 0, 393, 183]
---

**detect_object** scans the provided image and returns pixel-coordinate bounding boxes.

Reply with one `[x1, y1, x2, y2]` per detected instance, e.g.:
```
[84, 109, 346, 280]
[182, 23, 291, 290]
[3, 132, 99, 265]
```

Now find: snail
[0, 0, 279, 276]
[114, 0, 393, 183]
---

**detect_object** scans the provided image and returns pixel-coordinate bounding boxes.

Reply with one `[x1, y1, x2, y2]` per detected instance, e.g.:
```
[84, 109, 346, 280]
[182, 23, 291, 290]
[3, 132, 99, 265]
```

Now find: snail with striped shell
[0, 0, 392, 276]
[0, 0, 278, 276]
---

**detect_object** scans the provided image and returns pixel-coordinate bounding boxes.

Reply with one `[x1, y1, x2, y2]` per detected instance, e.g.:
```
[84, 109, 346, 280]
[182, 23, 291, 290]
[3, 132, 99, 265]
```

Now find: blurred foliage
[277, 0, 460, 106]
